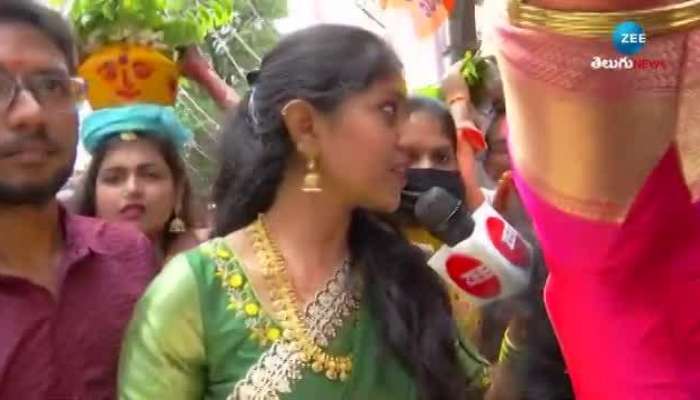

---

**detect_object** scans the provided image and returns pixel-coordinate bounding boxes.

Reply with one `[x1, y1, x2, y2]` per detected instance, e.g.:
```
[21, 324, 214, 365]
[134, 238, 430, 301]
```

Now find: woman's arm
[180, 47, 240, 110]
[118, 255, 206, 400]
[441, 61, 487, 210]
[497, 0, 692, 222]
[493, 2, 700, 398]
[457, 335, 492, 395]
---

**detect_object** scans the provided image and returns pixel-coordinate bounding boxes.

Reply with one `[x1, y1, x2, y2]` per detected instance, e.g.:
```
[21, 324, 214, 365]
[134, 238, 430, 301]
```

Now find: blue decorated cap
[80, 104, 193, 154]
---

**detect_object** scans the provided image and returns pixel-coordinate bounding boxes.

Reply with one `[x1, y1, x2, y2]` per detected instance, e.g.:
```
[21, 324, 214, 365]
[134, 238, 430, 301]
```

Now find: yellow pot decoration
[79, 43, 179, 110]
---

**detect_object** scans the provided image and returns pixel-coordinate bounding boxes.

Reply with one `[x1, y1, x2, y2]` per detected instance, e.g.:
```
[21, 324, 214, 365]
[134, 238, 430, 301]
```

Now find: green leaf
[162, 19, 201, 47]
[198, 8, 213, 32]
[463, 50, 474, 64]
[211, 3, 225, 25]
[412, 85, 443, 100]
[102, 2, 116, 20]
[167, 0, 188, 11]
[71, 0, 237, 50]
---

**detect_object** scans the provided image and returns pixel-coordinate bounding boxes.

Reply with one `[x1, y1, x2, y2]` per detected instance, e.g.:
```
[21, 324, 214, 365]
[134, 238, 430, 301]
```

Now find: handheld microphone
[414, 187, 475, 246]
[415, 187, 533, 306]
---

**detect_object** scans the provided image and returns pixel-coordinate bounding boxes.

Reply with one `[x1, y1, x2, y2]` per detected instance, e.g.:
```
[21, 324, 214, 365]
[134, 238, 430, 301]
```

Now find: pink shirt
[0, 210, 157, 400]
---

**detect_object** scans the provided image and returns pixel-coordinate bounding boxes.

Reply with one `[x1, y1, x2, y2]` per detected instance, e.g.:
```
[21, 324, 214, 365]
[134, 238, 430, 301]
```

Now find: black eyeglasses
[0, 68, 85, 112]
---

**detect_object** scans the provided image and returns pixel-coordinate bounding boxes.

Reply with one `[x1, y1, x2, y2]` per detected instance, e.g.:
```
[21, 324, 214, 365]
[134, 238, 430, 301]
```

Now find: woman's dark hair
[213, 24, 474, 400]
[0, 0, 77, 73]
[500, 251, 574, 400]
[77, 134, 199, 252]
[407, 96, 457, 151]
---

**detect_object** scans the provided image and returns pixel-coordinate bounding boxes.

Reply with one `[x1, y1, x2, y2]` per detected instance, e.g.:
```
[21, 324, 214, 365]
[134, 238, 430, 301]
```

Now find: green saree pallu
[118, 239, 488, 400]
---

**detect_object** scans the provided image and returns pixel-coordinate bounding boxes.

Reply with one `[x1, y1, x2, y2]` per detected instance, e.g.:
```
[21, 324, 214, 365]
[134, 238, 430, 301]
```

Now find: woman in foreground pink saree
[492, 0, 700, 398]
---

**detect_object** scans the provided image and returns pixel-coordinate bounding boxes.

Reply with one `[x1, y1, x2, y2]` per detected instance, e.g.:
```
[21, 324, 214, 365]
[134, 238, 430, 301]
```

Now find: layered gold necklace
[247, 214, 354, 381]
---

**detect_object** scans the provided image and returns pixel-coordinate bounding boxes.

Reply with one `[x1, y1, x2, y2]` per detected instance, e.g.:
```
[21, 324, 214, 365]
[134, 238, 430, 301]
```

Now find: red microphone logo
[486, 217, 530, 268]
[445, 254, 501, 298]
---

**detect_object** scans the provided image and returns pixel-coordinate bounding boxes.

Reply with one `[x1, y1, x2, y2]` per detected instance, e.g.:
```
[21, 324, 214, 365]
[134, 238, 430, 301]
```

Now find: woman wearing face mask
[399, 96, 489, 250]
[399, 95, 528, 361]
[398, 96, 490, 350]
[399, 97, 463, 251]
[118, 25, 489, 400]
[402, 97, 460, 171]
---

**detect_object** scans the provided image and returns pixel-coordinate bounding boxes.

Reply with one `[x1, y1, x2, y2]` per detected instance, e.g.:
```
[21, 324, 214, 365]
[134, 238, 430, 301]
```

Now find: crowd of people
[1, 0, 699, 399]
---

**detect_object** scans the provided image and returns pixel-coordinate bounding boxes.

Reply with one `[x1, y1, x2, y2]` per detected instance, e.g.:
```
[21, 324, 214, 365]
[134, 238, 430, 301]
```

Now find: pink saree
[493, 2, 700, 398]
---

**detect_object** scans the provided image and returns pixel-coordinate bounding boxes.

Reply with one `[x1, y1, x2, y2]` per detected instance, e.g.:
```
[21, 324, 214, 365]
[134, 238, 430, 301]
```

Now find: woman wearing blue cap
[77, 103, 208, 262]
[67, 0, 240, 263]
[66, 0, 239, 263]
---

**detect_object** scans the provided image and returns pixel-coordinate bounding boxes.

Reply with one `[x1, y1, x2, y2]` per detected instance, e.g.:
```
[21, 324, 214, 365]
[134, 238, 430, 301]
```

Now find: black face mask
[395, 168, 465, 225]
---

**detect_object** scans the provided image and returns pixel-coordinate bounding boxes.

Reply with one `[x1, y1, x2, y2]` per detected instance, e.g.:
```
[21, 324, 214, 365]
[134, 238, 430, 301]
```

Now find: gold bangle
[508, 0, 700, 38]
[447, 93, 468, 106]
[498, 326, 523, 363]
[503, 327, 521, 353]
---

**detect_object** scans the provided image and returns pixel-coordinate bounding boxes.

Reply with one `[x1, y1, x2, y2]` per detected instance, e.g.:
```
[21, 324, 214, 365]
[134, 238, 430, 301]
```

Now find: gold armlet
[508, 0, 700, 38]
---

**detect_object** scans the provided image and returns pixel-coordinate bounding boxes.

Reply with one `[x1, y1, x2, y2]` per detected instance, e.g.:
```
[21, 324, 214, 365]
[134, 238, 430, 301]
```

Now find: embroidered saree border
[228, 260, 359, 400]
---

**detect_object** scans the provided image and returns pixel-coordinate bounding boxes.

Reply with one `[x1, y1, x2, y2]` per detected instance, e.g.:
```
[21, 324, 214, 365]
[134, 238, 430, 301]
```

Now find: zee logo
[613, 21, 646, 55]
[621, 32, 646, 44]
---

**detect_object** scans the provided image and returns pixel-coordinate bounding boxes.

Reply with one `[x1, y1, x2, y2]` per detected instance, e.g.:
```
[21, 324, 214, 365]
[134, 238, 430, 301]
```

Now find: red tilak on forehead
[1, 58, 26, 69]
[119, 53, 129, 65]
[0, 56, 66, 73]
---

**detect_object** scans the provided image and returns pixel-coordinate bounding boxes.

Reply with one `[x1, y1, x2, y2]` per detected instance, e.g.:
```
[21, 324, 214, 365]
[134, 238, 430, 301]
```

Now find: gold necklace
[247, 214, 354, 382]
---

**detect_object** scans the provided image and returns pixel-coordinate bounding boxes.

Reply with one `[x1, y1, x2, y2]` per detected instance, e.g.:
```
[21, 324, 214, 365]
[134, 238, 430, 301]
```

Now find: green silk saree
[118, 239, 488, 400]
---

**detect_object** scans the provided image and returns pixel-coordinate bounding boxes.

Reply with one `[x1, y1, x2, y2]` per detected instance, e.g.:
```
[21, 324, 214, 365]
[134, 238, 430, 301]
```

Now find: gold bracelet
[447, 93, 468, 106]
[498, 326, 523, 363]
[508, 0, 700, 38]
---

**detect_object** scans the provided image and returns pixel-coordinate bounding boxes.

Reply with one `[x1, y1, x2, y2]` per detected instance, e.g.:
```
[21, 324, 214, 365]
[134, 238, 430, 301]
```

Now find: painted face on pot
[79, 43, 179, 109]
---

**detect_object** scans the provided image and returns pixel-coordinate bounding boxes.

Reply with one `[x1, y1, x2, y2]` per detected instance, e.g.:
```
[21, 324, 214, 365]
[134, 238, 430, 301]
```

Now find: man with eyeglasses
[0, 1, 157, 399]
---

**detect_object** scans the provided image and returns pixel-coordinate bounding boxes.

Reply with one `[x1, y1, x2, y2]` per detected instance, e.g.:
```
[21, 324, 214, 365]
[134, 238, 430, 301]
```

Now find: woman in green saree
[118, 24, 489, 400]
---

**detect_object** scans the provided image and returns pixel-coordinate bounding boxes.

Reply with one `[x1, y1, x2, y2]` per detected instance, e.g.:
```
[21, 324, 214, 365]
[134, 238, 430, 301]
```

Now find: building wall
[275, 0, 451, 91]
